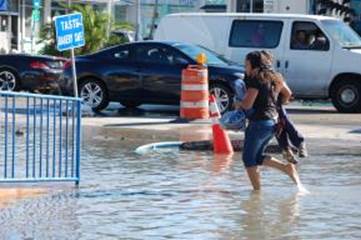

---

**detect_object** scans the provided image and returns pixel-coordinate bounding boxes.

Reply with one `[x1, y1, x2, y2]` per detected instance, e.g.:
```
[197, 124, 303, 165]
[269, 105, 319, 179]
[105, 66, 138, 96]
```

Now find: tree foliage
[38, 3, 133, 57]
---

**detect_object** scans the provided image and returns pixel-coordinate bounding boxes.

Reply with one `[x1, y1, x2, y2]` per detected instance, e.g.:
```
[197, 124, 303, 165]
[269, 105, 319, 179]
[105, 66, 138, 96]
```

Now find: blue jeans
[243, 120, 275, 168]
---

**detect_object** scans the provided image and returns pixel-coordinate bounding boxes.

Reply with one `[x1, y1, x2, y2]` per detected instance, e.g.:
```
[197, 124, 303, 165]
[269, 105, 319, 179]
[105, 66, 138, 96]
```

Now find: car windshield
[322, 20, 361, 48]
[172, 43, 229, 66]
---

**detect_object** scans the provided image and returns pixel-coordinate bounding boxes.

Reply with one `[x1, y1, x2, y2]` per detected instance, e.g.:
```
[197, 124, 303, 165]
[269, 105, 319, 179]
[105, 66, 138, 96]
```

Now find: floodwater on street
[0, 125, 360, 240]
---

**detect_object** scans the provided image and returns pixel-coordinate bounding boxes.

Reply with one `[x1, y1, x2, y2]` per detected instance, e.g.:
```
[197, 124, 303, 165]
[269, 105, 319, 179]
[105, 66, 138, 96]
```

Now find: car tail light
[63, 60, 72, 70]
[30, 61, 50, 70]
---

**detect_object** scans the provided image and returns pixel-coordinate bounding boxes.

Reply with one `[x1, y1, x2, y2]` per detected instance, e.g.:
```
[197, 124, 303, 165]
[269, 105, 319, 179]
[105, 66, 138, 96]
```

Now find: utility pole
[135, 0, 141, 41]
[30, 0, 41, 54]
[43, 0, 52, 25]
[7, 9, 11, 53]
[21, 0, 25, 52]
[67, 0, 71, 13]
[66, 0, 78, 98]
[149, 0, 159, 39]
[250, 0, 253, 13]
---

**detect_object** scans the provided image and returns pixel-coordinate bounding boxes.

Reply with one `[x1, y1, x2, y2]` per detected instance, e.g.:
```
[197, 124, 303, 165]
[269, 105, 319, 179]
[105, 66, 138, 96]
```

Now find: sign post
[30, 0, 41, 53]
[54, 13, 85, 98]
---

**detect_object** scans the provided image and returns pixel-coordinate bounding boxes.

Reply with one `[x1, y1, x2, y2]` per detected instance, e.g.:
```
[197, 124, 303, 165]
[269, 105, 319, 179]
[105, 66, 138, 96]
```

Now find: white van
[155, 13, 361, 113]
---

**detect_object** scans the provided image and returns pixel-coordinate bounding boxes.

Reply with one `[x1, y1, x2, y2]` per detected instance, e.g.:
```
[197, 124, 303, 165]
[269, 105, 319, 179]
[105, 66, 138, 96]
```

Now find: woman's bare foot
[285, 163, 301, 186]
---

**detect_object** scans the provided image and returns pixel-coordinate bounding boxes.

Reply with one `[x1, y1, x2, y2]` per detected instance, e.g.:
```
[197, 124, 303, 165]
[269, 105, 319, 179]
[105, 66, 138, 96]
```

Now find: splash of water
[297, 183, 310, 195]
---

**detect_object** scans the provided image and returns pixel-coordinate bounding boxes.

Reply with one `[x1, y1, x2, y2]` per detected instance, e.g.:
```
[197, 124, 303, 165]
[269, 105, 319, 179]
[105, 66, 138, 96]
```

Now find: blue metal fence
[0, 91, 81, 185]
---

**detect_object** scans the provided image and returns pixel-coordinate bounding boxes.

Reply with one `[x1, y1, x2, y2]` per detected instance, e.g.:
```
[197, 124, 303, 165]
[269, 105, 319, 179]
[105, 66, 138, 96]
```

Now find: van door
[283, 21, 332, 97]
[227, 19, 287, 73]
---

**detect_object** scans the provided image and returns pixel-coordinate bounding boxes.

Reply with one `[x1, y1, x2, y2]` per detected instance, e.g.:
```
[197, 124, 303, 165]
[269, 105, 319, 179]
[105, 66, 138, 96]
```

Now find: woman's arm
[279, 81, 293, 104]
[234, 88, 259, 110]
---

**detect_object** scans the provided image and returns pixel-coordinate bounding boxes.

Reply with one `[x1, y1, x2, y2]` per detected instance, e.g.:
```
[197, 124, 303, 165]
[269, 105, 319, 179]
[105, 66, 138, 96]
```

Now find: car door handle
[276, 60, 281, 69]
[285, 60, 289, 69]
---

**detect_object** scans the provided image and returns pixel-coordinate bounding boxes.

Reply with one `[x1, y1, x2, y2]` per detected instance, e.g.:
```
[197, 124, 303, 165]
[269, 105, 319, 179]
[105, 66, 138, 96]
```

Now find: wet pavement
[0, 102, 360, 239]
[84, 102, 360, 154]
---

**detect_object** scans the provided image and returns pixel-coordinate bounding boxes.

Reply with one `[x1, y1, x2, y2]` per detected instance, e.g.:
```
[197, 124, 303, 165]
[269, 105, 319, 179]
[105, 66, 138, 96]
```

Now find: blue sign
[33, 0, 41, 8]
[0, 0, 7, 11]
[54, 13, 85, 52]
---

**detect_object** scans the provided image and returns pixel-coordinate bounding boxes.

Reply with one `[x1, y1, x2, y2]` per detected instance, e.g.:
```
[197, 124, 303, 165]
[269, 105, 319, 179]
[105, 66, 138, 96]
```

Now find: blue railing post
[4, 95, 8, 179]
[65, 100, 69, 178]
[11, 96, 15, 178]
[52, 99, 56, 178]
[58, 100, 63, 178]
[46, 99, 50, 178]
[75, 101, 81, 185]
[32, 97, 36, 178]
[26, 97, 30, 178]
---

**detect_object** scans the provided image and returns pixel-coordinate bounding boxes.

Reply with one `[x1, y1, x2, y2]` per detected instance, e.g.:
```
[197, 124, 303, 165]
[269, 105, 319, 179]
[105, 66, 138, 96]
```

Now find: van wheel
[330, 79, 361, 113]
[210, 83, 233, 114]
[79, 78, 109, 111]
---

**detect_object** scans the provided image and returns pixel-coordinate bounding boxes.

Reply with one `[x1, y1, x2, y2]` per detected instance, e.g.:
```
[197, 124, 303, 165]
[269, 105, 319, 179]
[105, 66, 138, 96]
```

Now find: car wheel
[331, 79, 361, 113]
[79, 78, 109, 111]
[0, 68, 19, 91]
[210, 83, 233, 114]
[120, 101, 142, 109]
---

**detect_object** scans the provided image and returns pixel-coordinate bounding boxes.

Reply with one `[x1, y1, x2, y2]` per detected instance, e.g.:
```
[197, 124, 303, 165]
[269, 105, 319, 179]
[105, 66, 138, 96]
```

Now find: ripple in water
[0, 135, 360, 239]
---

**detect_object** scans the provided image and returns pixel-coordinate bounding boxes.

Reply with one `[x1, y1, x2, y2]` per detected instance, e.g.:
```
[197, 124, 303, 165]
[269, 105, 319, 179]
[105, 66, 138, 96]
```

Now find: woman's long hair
[246, 51, 284, 86]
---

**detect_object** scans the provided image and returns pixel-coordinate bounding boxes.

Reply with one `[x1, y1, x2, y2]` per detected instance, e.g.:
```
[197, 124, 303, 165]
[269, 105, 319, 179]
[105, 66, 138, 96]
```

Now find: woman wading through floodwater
[235, 51, 303, 191]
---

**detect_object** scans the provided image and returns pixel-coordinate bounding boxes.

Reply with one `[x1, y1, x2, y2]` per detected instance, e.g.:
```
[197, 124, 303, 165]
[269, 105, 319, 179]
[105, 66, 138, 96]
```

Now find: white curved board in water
[135, 141, 183, 155]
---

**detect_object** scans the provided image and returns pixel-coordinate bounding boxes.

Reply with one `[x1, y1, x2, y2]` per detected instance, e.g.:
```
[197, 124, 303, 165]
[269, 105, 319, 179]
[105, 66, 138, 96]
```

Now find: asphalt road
[81, 101, 361, 156]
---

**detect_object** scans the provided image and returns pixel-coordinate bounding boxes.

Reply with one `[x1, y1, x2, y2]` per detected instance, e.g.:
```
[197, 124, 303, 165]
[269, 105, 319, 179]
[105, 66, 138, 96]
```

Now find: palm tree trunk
[135, 0, 141, 41]
[107, 0, 114, 39]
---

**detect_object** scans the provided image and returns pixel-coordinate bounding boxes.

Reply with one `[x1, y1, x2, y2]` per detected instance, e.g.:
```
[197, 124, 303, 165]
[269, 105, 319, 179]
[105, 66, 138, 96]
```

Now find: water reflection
[0, 127, 360, 239]
[211, 154, 234, 174]
[0, 187, 47, 208]
[240, 191, 301, 240]
[0, 189, 81, 240]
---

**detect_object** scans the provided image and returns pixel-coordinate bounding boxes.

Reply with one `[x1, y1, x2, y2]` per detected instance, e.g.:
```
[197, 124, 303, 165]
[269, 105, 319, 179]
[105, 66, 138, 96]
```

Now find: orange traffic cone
[209, 95, 234, 154]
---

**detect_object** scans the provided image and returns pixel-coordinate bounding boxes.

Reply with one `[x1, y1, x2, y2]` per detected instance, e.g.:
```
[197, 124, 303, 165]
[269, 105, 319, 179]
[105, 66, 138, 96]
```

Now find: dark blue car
[62, 41, 245, 113]
[0, 54, 66, 93]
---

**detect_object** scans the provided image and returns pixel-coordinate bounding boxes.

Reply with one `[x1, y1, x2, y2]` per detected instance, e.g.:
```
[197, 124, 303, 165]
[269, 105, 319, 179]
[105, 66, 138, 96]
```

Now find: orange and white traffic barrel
[180, 65, 209, 120]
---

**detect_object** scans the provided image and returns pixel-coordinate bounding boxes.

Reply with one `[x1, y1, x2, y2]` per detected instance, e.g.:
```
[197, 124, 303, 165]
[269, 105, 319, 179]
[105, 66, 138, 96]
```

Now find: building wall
[7, 0, 206, 53]
[0, 0, 20, 53]
[126, 0, 202, 39]
[227, 0, 311, 14]
[10, 0, 360, 54]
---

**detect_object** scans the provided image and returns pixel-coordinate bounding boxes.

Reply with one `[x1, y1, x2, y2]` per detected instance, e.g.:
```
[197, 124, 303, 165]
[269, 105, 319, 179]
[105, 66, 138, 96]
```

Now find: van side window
[229, 20, 283, 48]
[291, 22, 330, 51]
